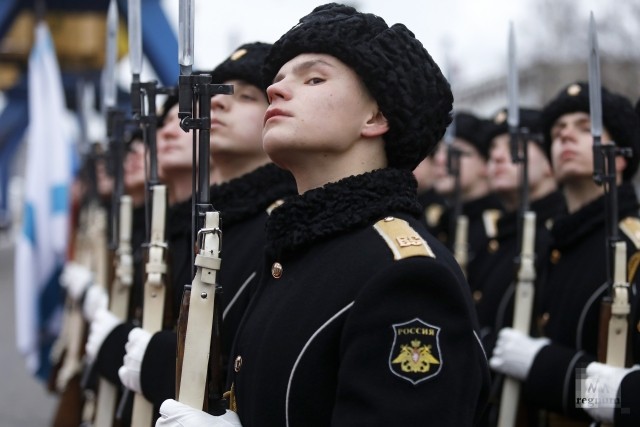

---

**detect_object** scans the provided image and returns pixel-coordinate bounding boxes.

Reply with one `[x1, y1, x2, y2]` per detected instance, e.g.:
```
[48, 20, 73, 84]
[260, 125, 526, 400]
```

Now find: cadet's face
[413, 152, 439, 192]
[157, 104, 195, 178]
[123, 139, 146, 193]
[488, 134, 553, 193]
[433, 139, 487, 196]
[210, 80, 268, 156]
[262, 53, 379, 169]
[549, 112, 612, 183]
[488, 134, 518, 193]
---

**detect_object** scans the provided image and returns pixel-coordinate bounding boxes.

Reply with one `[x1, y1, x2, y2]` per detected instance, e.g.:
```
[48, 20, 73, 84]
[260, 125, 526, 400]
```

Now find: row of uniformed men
[415, 81, 640, 426]
[52, 2, 640, 426]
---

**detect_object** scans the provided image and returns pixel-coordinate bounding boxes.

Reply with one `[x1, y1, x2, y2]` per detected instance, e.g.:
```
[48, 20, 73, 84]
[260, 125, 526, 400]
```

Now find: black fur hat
[158, 94, 179, 127]
[211, 42, 272, 92]
[485, 107, 544, 152]
[262, 3, 453, 170]
[541, 81, 640, 181]
[453, 111, 490, 159]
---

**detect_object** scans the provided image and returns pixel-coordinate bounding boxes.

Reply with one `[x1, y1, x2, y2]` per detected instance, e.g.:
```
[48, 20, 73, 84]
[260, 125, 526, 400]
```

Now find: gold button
[271, 262, 283, 279]
[488, 240, 499, 253]
[234, 356, 243, 373]
[473, 290, 483, 303]
[550, 249, 561, 264]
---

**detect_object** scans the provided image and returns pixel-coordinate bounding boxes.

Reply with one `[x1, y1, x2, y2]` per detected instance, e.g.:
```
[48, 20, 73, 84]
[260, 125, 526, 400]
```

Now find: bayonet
[589, 12, 604, 184]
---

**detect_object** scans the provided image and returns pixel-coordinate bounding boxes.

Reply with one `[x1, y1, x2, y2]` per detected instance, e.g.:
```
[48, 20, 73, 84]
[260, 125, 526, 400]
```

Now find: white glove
[156, 399, 242, 427]
[582, 362, 640, 423]
[82, 284, 109, 322]
[118, 328, 152, 394]
[60, 262, 93, 301]
[489, 327, 550, 380]
[85, 309, 121, 362]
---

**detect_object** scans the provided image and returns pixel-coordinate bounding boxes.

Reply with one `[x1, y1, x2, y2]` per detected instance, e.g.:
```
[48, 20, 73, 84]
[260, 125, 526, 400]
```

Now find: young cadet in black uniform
[156, 3, 490, 426]
[431, 112, 504, 289]
[475, 107, 563, 353]
[490, 81, 640, 426]
[114, 42, 297, 411]
[476, 108, 564, 426]
[413, 150, 448, 233]
[580, 97, 640, 427]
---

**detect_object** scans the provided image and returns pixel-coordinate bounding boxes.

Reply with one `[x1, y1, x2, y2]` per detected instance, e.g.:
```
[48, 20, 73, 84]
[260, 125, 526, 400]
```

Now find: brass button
[234, 356, 243, 373]
[271, 262, 283, 279]
[550, 249, 561, 264]
[488, 239, 499, 253]
[472, 290, 483, 303]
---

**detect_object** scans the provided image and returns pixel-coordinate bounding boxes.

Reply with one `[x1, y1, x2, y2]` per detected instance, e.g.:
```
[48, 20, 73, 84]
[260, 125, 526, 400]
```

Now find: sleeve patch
[373, 217, 435, 260]
[389, 318, 443, 384]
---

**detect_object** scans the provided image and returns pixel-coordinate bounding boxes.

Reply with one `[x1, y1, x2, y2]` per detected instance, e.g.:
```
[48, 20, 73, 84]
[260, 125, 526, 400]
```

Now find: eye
[306, 76, 325, 85]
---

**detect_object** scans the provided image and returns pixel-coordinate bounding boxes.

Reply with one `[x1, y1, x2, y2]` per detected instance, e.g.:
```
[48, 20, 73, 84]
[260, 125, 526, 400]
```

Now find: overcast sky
[154, 0, 614, 88]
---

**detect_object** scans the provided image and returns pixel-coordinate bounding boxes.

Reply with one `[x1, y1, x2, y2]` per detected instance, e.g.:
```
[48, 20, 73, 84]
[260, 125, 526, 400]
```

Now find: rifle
[174, 0, 232, 414]
[497, 23, 538, 427]
[589, 13, 631, 372]
[122, 1, 175, 423]
[84, 2, 130, 425]
[49, 77, 109, 427]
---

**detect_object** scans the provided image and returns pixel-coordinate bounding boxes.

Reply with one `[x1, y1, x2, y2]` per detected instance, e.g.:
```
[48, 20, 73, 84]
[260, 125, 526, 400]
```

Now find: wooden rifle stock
[497, 211, 536, 427]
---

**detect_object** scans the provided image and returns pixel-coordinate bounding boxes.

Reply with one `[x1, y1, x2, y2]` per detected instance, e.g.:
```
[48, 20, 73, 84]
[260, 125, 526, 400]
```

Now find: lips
[559, 150, 577, 161]
[264, 108, 289, 125]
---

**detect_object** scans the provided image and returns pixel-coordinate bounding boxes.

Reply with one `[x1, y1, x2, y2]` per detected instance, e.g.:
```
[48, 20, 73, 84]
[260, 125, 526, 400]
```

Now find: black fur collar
[266, 168, 421, 259]
[551, 182, 639, 248]
[211, 163, 296, 227]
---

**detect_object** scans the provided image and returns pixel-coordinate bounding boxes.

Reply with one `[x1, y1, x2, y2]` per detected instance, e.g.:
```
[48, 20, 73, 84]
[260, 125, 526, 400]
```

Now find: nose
[266, 79, 288, 104]
[211, 93, 228, 111]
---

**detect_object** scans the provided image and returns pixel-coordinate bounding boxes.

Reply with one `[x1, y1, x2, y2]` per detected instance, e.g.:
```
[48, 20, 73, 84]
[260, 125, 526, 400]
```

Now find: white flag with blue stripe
[15, 21, 74, 380]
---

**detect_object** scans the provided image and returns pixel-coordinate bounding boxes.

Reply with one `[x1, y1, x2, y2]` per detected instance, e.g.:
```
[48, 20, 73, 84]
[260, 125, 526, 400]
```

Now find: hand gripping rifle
[589, 13, 631, 374]
[174, 0, 233, 414]
[497, 23, 538, 427]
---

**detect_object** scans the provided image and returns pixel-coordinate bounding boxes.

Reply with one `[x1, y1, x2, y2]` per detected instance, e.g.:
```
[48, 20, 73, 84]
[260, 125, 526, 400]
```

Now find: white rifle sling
[111, 194, 133, 320]
[132, 184, 168, 426]
[454, 214, 469, 277]
[498, 211, 537, 427]
[606, 241, 630, 368]
[178, 211, 222, 408]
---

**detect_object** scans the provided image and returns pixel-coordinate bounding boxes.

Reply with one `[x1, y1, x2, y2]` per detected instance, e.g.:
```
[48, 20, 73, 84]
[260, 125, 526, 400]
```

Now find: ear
[615, 155, 627, 177]
[361, 110, 389, 138]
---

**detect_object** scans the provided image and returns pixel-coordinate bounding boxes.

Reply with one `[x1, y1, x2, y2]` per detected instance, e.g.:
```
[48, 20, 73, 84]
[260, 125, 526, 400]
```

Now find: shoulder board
[424, 204, 444, 228]
[619, 216, 640, 250]
[482, 209, 502, 239]
[373, 216, 435, 260]
[266, 199, 285, 215]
